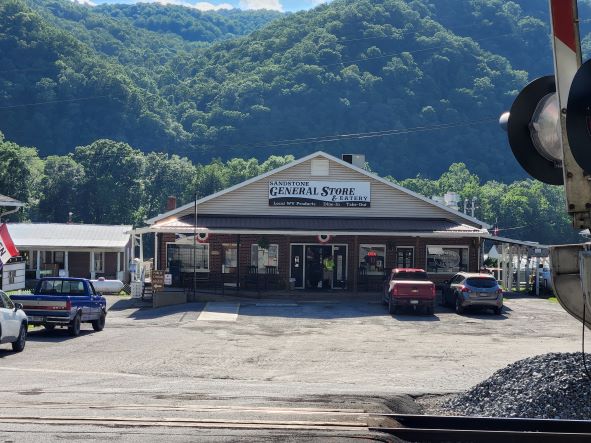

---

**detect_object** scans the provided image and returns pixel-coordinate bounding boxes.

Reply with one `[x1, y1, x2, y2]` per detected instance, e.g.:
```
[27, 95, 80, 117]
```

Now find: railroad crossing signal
[501, 0, 591, 229]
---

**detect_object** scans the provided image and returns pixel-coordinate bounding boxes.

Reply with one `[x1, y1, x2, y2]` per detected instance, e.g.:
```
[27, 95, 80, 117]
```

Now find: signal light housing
[567, 58, 591, 173]
[502, 75, 564, 185]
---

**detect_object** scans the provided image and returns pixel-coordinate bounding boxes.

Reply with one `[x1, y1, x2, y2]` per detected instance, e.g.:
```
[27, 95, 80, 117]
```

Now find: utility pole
[471, 197, 477, 218]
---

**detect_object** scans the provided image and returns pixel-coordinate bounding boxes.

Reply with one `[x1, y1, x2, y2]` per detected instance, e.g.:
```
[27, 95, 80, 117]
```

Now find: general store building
[140, 152, 490, 292]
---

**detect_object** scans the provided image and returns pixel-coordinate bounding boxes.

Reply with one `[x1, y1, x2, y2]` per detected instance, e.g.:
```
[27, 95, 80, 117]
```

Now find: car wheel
[455, 296, 464, 315]
[92, 312, 106, 332]
[425, 304, 434, 315]
[68, 314, 81, 337]
[12, 323, 26, 352]
[388, 297, 397, 315]
[494, 306, 503, 315]
[45, 324, 56, 331]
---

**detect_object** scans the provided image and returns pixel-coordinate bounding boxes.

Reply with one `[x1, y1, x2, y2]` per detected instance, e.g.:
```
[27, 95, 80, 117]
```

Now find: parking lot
[0, 293, 583, 441]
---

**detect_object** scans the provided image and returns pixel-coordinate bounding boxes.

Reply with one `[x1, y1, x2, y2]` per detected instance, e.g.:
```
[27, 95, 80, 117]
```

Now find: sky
[79, 0, 331, 12]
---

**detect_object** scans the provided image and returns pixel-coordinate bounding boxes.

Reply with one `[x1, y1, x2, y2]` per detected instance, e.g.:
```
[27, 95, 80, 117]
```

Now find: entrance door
[290, 245, 304, 289]
[305, 245, 325, 290]
[290, 244, 348, 290]
[332, 245, 347, 289]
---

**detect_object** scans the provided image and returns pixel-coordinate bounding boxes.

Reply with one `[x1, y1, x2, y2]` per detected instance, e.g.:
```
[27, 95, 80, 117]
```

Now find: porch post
[64, 251, 69, 277]
[36, 250, 41, 279]
[116, 251, 121, 279]
[139, 234, 144, 262]
[353, 235, 359, 294]
[154, 233, 159, 270]
[90, 251, 96, 280]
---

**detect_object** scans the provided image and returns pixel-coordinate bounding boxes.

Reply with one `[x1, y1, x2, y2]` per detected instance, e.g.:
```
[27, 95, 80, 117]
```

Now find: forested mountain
[1, 0, 587, 181]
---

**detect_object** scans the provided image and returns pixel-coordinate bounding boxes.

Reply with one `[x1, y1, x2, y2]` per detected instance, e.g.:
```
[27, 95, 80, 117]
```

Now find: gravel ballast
[443, 353, 591, 419]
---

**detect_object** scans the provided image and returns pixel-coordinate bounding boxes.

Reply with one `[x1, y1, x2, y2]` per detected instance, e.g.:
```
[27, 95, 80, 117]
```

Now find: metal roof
[0, 194, 24, 207]
[145, 151, 490, 229]
[7, 223, 132, 249]
[154, 214, 487, 235]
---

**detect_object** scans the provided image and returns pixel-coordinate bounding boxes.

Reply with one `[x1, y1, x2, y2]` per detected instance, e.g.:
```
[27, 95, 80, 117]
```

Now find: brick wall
[158, 232, 480, 289]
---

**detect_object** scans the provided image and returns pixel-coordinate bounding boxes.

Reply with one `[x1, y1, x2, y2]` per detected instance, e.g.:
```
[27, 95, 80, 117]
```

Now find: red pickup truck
[383, 268, 436, 315]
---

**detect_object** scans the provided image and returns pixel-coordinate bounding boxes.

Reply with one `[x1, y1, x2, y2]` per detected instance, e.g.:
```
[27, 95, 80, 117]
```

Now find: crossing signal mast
[501, 0, 591, 328]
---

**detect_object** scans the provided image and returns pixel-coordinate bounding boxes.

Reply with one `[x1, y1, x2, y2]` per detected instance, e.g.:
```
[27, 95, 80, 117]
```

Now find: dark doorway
[305, 245, 332, 290]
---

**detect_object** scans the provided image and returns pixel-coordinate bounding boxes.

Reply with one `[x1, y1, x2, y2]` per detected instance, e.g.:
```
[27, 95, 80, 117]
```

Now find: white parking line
[197, 302, 239, 322]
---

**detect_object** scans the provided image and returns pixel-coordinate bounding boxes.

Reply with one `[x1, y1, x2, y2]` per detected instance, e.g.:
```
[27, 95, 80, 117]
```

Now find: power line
[208, 116, 498, 151]
[321, 32, 517, 67]
[0, 95, 115, 110]
[36, 116, 499, 159]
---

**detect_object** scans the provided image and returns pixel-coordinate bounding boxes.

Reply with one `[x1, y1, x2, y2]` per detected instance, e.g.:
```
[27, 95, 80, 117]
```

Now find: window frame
[222, 243, 238, 273]
[250, 244, 279, 274]
[395, 246, 415, 268]
[165, 242, 210, 273]
[359, 244, 386, 275]
[426, 245, 469, 274]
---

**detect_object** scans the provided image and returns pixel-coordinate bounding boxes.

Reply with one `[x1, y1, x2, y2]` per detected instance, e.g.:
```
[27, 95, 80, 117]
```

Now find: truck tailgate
[391, 280, 435, 298]
[9, 295, 71, 318]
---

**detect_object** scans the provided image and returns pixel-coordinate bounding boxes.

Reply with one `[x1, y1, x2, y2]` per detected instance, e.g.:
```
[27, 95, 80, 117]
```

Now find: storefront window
[166, 244, 209, 272]
[426, 246, 469, 273]
[223, 243, 237, 273]
[359, 245, 386, 275]
[251, 244, 279, 273]
[396, 247, 414, 268]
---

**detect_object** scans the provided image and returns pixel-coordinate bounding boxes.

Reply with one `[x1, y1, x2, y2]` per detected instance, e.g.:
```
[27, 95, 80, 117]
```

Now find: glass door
[332, 245, 347, 289]
[290, 245, 304, 289]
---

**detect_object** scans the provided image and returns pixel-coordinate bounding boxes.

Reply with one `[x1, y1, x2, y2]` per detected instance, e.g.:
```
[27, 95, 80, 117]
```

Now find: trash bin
[288, 278, 296, 290]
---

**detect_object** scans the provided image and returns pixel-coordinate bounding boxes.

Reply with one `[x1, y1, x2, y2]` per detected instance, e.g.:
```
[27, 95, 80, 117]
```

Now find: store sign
[268, 181, 370, 207]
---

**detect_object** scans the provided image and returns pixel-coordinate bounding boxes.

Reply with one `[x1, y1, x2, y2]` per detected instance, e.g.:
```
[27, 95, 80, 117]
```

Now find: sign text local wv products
[268, 181, 371, 207]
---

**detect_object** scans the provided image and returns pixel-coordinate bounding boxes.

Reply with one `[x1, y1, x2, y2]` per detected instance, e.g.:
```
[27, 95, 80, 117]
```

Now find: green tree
[0, 132, 43, 220]
[37, 155, 85, 222]
[73, 139, 144, 224]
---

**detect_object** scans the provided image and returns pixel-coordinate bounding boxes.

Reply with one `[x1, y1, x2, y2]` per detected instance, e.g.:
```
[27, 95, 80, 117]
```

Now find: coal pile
[444, 353, 591, 419]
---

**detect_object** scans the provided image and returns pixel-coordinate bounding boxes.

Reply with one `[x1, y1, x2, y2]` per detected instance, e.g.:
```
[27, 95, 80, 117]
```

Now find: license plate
[29, 316, 43, 322]
[410, 300, 419, 305]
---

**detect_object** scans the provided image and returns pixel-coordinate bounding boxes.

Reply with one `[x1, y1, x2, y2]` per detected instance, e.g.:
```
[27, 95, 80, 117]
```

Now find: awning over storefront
[149, 214, 488, 237]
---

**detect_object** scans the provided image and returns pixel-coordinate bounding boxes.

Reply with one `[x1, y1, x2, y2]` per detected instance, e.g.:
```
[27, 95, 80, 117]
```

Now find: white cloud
[156, 0, 233, 10]
[192, 2, 233, 10]
[239, 0, 283, 11]
[71, 0, 96, 6]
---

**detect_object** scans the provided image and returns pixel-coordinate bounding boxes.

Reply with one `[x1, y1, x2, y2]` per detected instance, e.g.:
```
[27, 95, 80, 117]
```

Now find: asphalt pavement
[0, 293, 582, 441]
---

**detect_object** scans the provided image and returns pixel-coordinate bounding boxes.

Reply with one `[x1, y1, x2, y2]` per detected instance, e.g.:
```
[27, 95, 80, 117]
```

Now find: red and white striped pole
[549, 0, 591, 228]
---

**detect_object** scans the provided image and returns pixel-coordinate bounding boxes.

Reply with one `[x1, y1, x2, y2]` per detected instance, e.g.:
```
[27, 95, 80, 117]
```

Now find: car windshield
[466, 277, 498, 288]
[36, 280, 86, 295]
[394, 271, 429, 280]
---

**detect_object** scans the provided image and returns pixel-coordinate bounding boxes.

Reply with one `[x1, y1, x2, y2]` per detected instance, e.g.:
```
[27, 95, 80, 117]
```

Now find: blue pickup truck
[10, 278, 107, 336]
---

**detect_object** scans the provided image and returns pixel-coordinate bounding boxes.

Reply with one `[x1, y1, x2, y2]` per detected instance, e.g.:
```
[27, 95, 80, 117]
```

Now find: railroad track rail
[370, 414, 591, 442]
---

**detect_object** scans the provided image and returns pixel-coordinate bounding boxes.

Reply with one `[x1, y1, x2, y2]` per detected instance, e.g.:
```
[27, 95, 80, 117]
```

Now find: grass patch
[547, 296, 558, 303]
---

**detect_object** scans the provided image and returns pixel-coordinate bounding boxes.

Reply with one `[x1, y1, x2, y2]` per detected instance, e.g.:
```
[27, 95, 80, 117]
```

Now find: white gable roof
[146, 151, 490, 229]
[8, 223, 132, 249]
